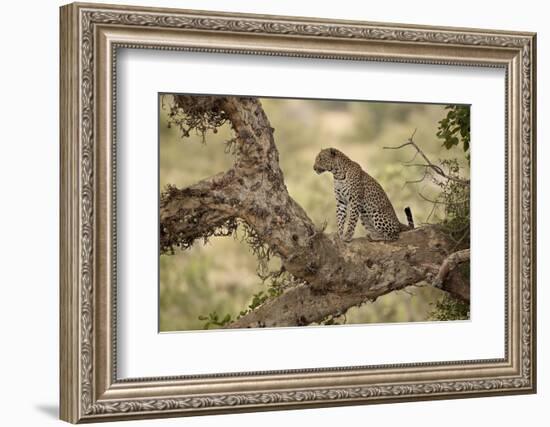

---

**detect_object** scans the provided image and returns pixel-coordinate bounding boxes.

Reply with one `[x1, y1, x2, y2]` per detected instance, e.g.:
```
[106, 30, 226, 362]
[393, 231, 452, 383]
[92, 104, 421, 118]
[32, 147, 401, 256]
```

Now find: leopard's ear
[328, 148, 337, 157]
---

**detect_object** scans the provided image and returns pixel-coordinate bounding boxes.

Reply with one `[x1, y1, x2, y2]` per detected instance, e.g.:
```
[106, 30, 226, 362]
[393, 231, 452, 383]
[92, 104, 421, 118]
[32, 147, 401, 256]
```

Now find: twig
[403, 167, 430, 187]
[402, 149, 420, 164]
[418, 192, 470, 208]
[449, 227, 470, 252]
[384, 130, 470, 185]
[425, 200, 439, 223]
[418, 192, 445, 205]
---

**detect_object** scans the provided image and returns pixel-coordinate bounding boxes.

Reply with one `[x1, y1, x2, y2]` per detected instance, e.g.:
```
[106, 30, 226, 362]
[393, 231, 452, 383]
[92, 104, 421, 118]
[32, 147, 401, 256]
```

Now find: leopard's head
[313, 148, 342, 175]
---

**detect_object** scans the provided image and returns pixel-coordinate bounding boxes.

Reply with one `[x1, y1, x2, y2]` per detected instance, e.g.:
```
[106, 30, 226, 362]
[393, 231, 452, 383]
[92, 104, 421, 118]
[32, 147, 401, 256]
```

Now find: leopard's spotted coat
[314, 148, 413, 241]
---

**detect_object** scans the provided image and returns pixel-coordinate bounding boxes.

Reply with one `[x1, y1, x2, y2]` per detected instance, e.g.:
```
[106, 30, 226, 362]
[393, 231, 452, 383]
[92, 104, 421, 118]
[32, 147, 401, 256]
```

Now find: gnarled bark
[160, 95, 469, 328]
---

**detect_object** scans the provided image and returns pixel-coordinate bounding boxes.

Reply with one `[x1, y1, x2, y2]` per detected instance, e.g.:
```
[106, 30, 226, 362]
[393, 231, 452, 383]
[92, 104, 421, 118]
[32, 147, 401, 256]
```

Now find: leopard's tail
[403, 206, 414, 230]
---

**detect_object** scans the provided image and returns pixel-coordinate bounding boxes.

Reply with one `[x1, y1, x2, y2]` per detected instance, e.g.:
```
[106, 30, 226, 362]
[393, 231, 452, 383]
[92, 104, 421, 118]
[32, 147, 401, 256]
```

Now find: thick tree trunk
[160, 95, 469, 328]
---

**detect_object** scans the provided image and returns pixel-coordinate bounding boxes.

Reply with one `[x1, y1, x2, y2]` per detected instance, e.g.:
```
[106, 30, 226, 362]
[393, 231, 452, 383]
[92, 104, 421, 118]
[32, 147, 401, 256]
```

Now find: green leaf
[436, 105, 470, 157]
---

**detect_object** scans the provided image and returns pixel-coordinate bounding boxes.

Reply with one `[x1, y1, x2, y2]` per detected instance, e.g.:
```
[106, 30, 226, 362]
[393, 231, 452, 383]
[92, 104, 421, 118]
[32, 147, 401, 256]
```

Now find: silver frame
[60, 2, 536, 423]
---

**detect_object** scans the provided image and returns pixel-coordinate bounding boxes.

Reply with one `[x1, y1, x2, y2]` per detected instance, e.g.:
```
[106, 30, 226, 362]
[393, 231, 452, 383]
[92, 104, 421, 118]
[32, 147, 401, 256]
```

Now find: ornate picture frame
[60, 2, 536, 423]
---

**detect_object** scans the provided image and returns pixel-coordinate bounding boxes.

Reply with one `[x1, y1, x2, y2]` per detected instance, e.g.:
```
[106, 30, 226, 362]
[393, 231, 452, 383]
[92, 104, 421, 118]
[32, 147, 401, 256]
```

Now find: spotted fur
[313, 148, 413, 241]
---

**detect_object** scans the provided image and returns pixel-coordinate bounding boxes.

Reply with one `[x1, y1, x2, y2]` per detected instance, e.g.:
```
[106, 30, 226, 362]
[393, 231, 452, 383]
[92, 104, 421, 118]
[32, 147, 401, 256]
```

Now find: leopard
[313, 147, 414, 242]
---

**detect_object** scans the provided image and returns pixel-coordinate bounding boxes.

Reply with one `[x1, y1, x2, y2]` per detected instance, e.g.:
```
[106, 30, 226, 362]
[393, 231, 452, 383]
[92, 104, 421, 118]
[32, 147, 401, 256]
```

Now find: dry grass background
[159, 97, 469, 331]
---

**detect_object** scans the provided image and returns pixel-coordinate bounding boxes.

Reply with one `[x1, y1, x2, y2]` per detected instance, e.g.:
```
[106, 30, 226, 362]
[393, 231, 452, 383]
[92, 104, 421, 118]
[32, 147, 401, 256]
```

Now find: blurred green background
[159, 96, 470, 332]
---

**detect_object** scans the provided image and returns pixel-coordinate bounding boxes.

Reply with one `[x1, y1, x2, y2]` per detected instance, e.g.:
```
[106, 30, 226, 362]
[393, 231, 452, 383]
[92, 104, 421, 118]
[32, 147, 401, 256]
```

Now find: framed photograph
[60, 2, 536, 423]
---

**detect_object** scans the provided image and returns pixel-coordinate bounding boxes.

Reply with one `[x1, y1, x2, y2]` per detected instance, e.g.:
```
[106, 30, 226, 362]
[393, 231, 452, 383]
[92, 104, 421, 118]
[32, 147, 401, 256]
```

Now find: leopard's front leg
[343, 199, 360, 242]
[335, 196, 347, 240]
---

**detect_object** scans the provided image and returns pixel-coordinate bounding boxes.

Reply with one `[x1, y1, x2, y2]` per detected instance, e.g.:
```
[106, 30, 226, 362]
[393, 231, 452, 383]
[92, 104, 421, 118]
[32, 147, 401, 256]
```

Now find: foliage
[436, 105, 470, 155]
[237, 285, 282, 318]
[163, 94, 229, 142]
[429, 159, 470, 249]
[239, 222, 273, 270]
[435, 105, 471, 252]
[199, 271, 290, 329]
[198, 312, 234, 329]
[198, 265, 304, 328]
[424, 105, 471, 321]
[428, 294, 470, 321]
[160, 185, 239, 254]
[319, 314, 346, 326]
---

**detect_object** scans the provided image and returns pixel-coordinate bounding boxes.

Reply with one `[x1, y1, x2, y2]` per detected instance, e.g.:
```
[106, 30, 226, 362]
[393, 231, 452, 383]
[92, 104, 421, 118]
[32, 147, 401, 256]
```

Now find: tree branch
[433, 249, 470, 289]
[227, 228, 469, 328]
[160, 171, 240, 253]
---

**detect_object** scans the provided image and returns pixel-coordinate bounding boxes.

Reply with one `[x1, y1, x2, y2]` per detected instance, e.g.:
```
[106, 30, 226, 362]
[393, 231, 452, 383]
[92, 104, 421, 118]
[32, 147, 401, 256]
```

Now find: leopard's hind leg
[360, 211, 396, 241]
